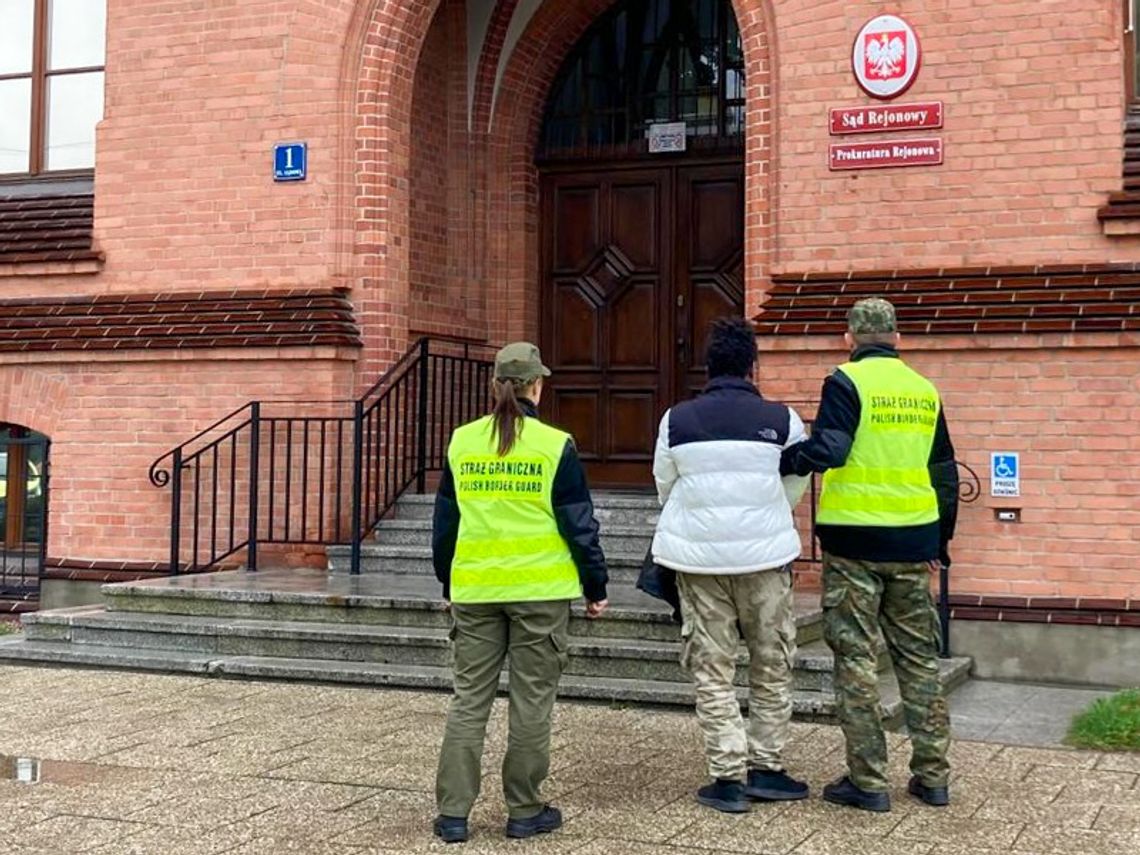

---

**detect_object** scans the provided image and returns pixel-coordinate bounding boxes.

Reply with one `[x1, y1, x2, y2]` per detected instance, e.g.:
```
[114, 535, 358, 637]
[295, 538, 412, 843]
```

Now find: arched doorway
[0, 424, 49, 598]
[538, 0, 745, 487]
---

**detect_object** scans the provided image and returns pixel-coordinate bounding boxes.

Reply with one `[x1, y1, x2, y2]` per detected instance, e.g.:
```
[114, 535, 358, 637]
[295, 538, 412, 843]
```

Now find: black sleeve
[431, 461, 460, 599]
[927, 409, 960, 565]
[551, 439, 609, 603]
[780, 371, 860, 477]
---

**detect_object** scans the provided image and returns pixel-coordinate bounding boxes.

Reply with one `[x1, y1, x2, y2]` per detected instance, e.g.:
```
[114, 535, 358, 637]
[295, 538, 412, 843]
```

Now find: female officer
[431, 342, 609, 844]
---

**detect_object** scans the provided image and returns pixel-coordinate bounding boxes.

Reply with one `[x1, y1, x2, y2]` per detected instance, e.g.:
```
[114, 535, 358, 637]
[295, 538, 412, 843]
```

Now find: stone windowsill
[0, 257, 104, 277]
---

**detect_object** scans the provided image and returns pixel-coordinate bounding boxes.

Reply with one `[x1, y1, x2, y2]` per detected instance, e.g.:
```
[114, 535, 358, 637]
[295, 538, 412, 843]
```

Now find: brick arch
[0, 371, 68, 441]
[486, 0, 777, 343]
[338, 0, 447, 383]
[471, 0, 522, 132]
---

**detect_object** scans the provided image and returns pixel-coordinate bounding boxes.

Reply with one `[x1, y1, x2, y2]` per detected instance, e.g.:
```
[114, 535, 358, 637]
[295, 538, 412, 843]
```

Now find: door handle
[676, 336, 688, 366]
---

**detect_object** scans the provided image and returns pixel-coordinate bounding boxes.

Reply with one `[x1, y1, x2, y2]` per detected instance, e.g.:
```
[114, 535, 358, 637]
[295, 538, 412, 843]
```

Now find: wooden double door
[540, 160, 744, 487]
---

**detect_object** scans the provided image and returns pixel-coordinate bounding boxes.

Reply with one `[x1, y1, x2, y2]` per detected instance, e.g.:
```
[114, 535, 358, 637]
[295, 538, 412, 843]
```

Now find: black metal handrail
[150, 337, 495, 575]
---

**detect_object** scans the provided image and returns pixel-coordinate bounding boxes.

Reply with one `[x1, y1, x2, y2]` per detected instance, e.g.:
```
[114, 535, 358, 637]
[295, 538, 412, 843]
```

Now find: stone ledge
[949, 592, 1140, 628]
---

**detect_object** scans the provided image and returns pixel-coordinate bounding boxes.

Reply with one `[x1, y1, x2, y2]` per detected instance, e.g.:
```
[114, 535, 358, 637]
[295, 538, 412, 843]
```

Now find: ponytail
[490, 378, 529, 456]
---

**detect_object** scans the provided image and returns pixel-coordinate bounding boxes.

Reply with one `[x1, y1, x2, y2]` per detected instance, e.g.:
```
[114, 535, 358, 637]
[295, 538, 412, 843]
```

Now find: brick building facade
[1, 0, 1138, 613]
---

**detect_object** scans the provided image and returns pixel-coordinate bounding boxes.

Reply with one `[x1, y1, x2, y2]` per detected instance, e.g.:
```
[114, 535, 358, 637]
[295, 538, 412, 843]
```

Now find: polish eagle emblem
[864, 31, 907, 80]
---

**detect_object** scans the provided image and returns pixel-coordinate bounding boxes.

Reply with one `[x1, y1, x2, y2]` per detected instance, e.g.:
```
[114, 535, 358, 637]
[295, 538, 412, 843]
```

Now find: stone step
[392, 492, 661, 528]
[20, 607, 836, 692]
[98, 571, 823, 645]
[328, 544, 650, 584]
[0, 635, 972, 727]
[372, 518, 654, 556]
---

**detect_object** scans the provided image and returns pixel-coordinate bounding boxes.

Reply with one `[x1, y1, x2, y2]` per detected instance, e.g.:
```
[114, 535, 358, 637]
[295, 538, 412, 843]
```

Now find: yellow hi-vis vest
[817, 357, 941, 528]
[447, 414, 581, 604]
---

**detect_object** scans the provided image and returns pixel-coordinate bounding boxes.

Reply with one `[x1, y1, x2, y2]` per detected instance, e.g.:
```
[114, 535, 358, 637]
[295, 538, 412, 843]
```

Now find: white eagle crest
[866, 33, 905, 78]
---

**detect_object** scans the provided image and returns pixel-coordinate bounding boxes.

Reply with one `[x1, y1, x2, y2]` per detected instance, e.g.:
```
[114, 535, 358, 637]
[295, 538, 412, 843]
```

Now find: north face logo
[758, 428, 779, 441]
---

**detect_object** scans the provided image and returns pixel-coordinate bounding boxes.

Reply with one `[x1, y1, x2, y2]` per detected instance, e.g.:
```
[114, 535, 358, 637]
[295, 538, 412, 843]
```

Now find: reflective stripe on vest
[447, 414, 580, 604]
[817, 357, 941, 527]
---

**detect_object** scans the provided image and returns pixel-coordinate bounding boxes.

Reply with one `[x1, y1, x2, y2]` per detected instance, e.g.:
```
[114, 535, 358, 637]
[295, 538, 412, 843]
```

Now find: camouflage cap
[847, 297, 897, 334]
[494, 341, 551, 382]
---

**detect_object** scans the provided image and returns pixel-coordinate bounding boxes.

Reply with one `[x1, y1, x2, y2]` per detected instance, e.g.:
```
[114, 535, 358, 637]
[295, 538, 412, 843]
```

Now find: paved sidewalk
[949, 680, 1118, 747]
[0, 665, 1137, 855]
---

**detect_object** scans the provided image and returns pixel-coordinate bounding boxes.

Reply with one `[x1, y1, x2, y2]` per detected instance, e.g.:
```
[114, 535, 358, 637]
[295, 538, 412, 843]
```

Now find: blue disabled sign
[274, 142, 307, 182]
[990, 452, 1020, 498]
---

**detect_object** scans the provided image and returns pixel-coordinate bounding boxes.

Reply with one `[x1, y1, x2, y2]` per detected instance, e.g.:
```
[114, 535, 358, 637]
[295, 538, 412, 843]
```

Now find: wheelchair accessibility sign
[990, 452, 1020, 498]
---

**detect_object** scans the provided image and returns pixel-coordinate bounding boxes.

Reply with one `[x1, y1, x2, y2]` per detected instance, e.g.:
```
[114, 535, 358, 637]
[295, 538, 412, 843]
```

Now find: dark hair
[490, 377, 532, 456]
[705, 317, 757, 379]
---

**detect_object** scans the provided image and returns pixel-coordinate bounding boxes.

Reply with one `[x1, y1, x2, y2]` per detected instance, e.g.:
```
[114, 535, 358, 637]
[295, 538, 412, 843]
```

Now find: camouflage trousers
[822, 553, 950, 792]
[677, 567, 796, 781]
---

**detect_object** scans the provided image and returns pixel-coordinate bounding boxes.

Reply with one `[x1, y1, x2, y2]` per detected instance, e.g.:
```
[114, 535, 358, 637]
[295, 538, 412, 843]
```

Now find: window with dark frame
[0, 0, 107, 177]
[540, 0, 744, 158]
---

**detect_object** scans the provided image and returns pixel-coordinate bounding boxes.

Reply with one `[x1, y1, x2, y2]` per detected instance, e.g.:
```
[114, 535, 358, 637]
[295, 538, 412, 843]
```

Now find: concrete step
[328, 543, 650, 584]
[98, 571, 823, 645]
[20, 607, 835, 692]
[0, 634, 971, 727]
[392, 492, 661, 528]
[372, 518, 654, 556]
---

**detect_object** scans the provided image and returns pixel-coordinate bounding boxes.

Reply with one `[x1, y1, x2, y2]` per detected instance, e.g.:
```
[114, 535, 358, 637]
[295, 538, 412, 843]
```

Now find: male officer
[781, 298, 959, 812]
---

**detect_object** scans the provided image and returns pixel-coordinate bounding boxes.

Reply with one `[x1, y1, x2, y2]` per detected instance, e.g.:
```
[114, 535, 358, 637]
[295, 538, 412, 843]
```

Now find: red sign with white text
[830, 102, 943, 135]
[829, 137, 943, 171]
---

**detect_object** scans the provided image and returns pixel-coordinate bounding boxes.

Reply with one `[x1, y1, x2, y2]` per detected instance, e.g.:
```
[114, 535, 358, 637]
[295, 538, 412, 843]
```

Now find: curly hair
[705, 317, 757, 379]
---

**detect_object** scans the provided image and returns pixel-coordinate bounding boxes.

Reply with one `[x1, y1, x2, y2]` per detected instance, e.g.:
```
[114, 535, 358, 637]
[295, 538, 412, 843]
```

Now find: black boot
[746, 769, 810, 801]
[822, 776, 891, 812]
[908, 775, 950, 807]
[432, 815, 469, 844]
[505, 805, 562, 839]
[696, 778, 750, 813]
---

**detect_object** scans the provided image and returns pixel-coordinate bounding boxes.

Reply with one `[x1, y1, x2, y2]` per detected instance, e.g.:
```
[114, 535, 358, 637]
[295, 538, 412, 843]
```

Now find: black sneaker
[696, 778, 750, 813]
[908, 775, 950, 807]
[822, 776, 891, 812]
[746, 769, 810, 801]
[505, 805, 562, 839]
[432, 815, 469, 844]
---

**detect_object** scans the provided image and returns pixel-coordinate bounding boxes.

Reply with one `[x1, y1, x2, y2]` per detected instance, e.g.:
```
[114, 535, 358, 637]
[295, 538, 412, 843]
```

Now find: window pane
[48, 0, 107, 71]
[45, 71, 104, 170]
[0, 0, 35, 75]
[0, 78, 32, 173]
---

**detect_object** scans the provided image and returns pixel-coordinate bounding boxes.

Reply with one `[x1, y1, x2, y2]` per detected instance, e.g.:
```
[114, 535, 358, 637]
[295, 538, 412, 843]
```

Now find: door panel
[541, 160, 743, 487]
[677, 164, 745, 400]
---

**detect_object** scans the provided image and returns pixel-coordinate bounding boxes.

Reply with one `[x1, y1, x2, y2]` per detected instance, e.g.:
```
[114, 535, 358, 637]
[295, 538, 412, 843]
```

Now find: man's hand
[585, 599, 609, 619]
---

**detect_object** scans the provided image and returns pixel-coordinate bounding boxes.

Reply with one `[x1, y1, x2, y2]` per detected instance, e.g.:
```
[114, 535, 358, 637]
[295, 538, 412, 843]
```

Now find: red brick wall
[408, 0, 487, 341]
[758, 334, 1140, 600]
[771, 0, 1129, 272]
[1, 0, 1138, 597]
[0, 353, 354, 563]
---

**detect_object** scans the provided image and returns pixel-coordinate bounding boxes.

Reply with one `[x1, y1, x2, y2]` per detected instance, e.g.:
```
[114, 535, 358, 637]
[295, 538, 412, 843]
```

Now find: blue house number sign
[274, 142, 307, 182]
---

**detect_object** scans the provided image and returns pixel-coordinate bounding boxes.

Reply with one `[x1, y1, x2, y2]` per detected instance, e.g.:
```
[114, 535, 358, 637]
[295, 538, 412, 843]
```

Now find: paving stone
[86, 823, 260, 855]
[1095, 752, 1140, 774]
[1021, 765, 1138, 798]
[669, 813, 819, 854]
[1013, 825, 1140, 853]
[972, 798, 1102, 829]
[793, 831, 933, 855]
[0, 665, 1136, 855]
[1092, 803, 1140, 831]
[14, 815, 149, 850]
[889, 813, 1025, 851]
[561, 806, 695, 843]
[125, 793, 282, 829]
